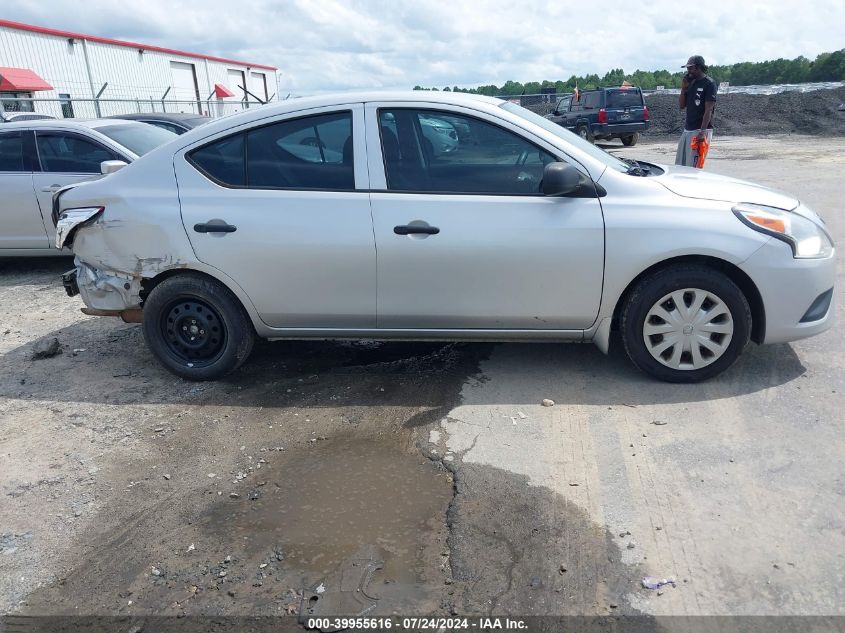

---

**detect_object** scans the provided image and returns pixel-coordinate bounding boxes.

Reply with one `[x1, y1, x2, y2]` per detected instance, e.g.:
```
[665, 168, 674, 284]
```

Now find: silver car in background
[54, 92, 835, 382]
[0, 119, 177, 255]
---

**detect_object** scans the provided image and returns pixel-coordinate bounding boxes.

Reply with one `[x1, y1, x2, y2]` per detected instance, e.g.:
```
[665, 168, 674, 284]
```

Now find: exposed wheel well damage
[611, 255, 766, 344]
[141, 269, 236, 306]
[140, 268, 258, 327]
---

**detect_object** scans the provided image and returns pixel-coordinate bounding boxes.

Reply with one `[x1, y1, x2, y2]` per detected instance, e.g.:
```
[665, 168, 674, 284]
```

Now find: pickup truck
[546, 86, 649, 146]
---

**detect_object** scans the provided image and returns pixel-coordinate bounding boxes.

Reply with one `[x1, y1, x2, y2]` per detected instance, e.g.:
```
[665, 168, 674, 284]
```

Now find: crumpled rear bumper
[67, 258, 143, 311]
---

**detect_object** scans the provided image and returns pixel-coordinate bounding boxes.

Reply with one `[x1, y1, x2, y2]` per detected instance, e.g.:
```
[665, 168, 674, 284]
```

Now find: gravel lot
[1, 135, 842, 626]
[644, 86, 845, 136]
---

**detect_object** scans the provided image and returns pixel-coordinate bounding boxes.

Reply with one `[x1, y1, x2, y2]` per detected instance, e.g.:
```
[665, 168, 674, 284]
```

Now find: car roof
[2, 113, 55, 120]
[108, 112, 211, 123]
[285, 90, 504, 108]
[0, 118, 153, 132]
[175, 91, 505, 140]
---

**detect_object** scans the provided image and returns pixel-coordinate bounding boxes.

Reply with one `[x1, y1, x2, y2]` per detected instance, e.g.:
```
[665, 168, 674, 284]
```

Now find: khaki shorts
[675, 129, 714, 167]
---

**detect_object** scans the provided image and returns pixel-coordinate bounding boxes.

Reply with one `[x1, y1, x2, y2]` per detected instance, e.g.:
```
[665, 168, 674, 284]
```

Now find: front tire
[620, 266, 751, 382]
[143, 274, 255, 380]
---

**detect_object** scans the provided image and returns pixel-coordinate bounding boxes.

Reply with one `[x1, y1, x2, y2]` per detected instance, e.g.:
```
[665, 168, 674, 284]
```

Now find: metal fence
[493, 93, 562, 116]
[0, 95, 272, 120]
[2, 90, 676, 122]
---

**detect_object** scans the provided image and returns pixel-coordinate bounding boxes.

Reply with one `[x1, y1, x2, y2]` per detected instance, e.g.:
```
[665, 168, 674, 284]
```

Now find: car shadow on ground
[2, 313, 807, 410]
[595, 141, 626, 150]
[0, 257, 72, 288]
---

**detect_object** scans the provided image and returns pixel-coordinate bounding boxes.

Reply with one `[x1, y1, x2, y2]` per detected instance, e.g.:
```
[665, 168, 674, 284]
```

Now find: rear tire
[576, 125, 593, 143]
[143, 273, 255, 380]
[621, 132, 640, 146]
[620, 265, 751, 383]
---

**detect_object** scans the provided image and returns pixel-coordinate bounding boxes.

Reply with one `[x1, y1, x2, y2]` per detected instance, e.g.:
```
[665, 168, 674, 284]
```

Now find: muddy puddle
[20, 435, 453, 619]
[200, 435, 453, 613]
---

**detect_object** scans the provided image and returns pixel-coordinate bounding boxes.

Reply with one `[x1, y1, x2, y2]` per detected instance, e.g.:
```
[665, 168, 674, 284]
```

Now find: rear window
[605, 90, 643, 109]
[96, 123, 178, 156]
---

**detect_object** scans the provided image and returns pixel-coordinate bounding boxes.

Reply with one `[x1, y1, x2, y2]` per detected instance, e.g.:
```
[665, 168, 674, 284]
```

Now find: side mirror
[101, 160, 128, 175]
[542, 162, 582, 196]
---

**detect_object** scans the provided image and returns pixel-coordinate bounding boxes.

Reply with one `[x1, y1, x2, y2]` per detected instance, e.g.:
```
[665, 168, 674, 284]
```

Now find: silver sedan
[0, 118, 176, 255]
[54, 92, 835, 382]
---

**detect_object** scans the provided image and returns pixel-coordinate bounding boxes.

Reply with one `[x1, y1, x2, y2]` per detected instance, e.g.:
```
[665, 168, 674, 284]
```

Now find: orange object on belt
[690, 135, 710, 168]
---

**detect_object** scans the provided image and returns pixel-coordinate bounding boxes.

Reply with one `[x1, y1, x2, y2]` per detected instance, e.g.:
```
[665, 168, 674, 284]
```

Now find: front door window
[378, 109, 556, 194]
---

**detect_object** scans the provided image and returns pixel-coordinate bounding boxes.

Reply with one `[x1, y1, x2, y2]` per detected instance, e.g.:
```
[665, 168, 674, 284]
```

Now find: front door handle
[394, 225, 440, 236]
[194, 222, 237, 233]
[41, 184, 62, 193]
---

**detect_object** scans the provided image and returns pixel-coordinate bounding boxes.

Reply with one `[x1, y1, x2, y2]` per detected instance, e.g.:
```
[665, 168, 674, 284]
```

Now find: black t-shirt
[684, 76, 717, 131]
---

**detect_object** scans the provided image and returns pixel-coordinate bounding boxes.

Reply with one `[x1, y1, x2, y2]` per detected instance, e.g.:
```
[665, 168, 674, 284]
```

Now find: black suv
[546, 86, 649, 146]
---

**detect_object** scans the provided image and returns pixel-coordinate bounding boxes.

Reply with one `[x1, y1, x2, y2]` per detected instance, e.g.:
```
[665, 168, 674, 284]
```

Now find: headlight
[732, 203, 834, 258]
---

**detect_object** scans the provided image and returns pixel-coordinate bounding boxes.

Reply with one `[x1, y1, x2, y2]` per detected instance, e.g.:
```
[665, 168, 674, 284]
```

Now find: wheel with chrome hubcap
[621, 266, 751, 382]
[643, 288, 733, 371]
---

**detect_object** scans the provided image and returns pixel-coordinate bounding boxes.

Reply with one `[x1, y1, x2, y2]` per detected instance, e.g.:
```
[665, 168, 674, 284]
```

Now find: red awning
[213, 83, 235, 98]
[0, 67, 53, 92]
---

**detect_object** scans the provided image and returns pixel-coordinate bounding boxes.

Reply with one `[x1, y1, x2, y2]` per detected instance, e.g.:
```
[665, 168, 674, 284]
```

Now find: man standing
[676, 55, 717, 167]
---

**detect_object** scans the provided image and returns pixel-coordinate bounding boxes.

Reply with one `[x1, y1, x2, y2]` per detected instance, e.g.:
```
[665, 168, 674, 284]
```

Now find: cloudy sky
[4, 0, 844, 94]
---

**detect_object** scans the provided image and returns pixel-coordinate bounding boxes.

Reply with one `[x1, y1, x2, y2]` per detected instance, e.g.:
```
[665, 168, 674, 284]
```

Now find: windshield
[96, 123, 178, 156]
[500, 102, 628, 173]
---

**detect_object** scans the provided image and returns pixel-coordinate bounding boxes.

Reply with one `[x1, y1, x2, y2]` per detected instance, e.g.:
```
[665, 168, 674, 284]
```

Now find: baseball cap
[683, 55, 707, 70]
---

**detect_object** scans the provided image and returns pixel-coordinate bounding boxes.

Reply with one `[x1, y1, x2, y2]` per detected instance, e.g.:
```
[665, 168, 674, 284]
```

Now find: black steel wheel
[143, 273, 254, 380]
[160, 298, 226, 368]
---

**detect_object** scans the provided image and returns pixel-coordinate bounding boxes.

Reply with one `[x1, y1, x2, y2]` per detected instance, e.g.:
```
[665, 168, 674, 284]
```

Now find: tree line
[413, 50, 845, 95]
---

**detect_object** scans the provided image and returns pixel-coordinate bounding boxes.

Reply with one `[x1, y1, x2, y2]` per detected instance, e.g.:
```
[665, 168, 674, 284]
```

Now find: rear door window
[35, 133, 119, 173]
[246, 111, 353, 189]
[581, 93, 601, 109]
[187, 111, 354, 190]
[188, 133, 246, 186]
[605, 90, 643, 109]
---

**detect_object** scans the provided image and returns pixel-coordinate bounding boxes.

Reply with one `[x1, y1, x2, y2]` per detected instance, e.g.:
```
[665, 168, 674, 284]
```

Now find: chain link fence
[494, 93, 562, 116]
[0, 96, 271, 121]
[2, 91, 670, 122]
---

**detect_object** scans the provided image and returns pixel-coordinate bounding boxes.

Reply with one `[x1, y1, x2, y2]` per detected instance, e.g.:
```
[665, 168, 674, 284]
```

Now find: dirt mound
[645, 87, 845, 136]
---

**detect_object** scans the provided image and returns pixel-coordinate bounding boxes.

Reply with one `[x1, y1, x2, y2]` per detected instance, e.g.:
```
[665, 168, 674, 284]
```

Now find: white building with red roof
[0, 19, 279, 118]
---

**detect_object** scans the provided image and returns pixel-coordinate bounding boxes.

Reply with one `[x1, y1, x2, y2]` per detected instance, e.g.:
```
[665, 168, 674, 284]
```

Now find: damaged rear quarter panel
[62, 156, 196, 309]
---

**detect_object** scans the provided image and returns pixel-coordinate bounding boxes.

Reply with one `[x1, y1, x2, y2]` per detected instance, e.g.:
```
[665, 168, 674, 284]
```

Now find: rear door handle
[194, 222, 237, 233]
[394, 225, 440, 235]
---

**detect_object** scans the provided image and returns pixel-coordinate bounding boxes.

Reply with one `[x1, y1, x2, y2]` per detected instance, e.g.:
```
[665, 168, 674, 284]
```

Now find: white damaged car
[54, 91, 835, 381]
